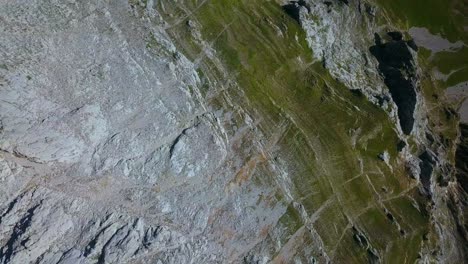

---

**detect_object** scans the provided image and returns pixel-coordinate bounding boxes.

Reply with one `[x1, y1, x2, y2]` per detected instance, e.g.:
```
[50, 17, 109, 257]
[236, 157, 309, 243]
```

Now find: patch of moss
[375, 0, 466, 42]
[432, 46, 468, 75]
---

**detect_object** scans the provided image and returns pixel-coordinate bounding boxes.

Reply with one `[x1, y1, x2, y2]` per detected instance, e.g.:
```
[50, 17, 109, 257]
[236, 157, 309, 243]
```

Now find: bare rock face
[0, 1, 287, 263]
[0, 0, 466, 263]
[299, 0, 387, 104]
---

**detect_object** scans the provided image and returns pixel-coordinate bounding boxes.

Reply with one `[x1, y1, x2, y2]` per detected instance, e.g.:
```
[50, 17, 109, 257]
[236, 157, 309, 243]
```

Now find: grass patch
[375, 0, 466, 42]
[156, 0, 432, 261]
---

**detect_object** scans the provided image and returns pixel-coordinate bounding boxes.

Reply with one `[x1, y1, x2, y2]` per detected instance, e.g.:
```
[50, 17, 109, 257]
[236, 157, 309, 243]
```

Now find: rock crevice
[370, 32, 418, 135]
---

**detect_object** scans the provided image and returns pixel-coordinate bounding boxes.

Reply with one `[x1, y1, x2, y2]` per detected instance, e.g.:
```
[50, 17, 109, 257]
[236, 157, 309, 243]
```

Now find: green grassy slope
[376, 0, 468, 90]
[154, 0, 436, 262]
[376, 0, 466, 42]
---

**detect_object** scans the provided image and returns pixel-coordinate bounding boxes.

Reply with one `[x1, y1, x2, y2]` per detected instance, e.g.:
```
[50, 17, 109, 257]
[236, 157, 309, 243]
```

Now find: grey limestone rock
[0, 1, 280, 263]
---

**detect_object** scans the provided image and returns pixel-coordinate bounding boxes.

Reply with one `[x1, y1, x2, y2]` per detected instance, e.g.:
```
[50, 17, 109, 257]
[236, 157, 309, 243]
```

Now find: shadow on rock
[370, 32, 418, 135]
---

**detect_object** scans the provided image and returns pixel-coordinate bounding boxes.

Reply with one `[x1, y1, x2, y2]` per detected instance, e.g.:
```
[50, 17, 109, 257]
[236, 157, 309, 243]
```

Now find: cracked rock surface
[0, 1, 265, 263]
[0, 0, 467, 263]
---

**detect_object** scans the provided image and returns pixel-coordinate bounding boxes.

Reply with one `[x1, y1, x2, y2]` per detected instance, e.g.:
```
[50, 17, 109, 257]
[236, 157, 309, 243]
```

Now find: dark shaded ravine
[456, 123, 468, 193]
[419, 150, 435, 193]
[370, 32, 418, 135]
[282, 0, 311, 24]
[447, 122, 468, 255]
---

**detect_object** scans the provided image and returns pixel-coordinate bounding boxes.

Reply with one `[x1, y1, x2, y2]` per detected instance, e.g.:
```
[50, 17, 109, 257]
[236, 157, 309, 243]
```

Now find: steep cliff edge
[0, 0, 466, 263]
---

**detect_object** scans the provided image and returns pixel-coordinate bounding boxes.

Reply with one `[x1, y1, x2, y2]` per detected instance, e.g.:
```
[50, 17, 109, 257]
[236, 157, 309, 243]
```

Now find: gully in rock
[370, 32, 418, 135]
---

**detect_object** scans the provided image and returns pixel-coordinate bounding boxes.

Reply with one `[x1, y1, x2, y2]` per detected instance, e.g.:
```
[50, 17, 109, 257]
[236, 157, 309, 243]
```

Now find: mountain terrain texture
[0, 0, 467, 263]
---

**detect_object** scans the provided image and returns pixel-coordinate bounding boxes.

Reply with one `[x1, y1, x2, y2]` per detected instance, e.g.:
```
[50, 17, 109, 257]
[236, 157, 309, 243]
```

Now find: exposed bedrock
[456, 123, 468, 194]
[282, 0, 311, 24]
[0, 0, 465, 262]
[0, 1, 279, 262]
[418, 150, 435, 194]
[444, 123, 468, 258]
[370, 32, 418, 135]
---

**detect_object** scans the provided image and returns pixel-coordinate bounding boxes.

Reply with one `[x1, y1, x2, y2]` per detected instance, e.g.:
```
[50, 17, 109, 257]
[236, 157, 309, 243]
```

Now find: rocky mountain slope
[0, 0, 466, 263]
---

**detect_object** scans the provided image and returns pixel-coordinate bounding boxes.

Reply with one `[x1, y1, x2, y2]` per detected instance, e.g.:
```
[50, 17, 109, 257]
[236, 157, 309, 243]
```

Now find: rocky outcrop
[0, 1, 282, 262]
[418, 150, 435, 193]
[447, 123, 468, 253]
[282, 1, 311, 24]
[0, 0, 466, 263]
[299, 0, 388, 106]
[455, 124, 468, 193]
[0, 187, 198, 264]
[295, 1, 466, 262]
